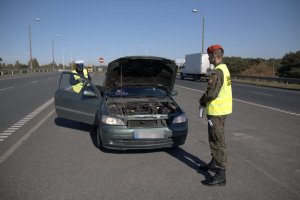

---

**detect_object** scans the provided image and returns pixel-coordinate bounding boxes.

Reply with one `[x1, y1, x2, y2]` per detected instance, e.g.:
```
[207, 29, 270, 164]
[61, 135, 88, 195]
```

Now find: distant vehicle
[180, 53, 213, 81]
[54, 56, 188, 150]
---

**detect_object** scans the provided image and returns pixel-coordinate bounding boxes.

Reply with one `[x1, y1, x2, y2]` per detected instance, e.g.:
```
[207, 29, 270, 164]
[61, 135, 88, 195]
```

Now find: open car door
[54, 72, 100, 125]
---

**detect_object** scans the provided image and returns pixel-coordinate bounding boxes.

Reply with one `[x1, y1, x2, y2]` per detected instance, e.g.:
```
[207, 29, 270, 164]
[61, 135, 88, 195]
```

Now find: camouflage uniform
[200, 68, 227, 169]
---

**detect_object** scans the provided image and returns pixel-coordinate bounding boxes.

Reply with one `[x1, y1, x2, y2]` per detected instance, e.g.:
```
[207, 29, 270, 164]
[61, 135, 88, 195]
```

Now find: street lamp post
[52, 34, 60, 70]
[29, 25, 32, 69]
[28, 18, 40, 70]
[192, 9, 205, 53]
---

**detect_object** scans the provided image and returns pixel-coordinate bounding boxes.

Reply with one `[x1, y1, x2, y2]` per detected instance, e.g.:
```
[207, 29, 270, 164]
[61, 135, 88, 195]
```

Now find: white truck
[180, 53, 213, 81]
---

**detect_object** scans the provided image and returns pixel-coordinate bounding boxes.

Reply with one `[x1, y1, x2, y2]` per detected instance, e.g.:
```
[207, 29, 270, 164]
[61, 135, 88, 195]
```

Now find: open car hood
[105, 56, 178, 93]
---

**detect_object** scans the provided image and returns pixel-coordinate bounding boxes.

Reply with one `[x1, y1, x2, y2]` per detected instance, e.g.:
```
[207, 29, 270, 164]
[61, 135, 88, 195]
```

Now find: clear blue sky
[0, 0, 299, 65]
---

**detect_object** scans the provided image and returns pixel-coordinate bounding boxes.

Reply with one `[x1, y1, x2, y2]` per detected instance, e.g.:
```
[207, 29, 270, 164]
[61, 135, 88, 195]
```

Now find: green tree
[28, 58, 40, 68]
[278, 51, 300, 78]
[15, 60, 20, 68]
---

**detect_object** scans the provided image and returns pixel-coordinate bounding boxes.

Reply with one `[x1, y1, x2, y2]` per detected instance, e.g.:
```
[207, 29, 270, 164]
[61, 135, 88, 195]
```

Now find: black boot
[198, 159, 217, 172]
[202, 169, 226, 186]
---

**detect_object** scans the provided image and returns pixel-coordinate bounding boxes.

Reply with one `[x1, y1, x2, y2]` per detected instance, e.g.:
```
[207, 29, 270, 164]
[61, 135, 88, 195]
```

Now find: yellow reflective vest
[72, 69, 88, 93]
[206, 64, 232, 116]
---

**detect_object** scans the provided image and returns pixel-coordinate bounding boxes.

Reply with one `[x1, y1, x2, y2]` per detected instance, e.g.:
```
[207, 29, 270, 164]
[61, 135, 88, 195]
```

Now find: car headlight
[172, 114, 187, 124]
[101, 115, 125, 125]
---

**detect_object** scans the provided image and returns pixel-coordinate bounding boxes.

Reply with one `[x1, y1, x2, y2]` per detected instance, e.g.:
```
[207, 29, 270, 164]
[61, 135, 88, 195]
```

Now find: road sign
[99, 57, 104, 64]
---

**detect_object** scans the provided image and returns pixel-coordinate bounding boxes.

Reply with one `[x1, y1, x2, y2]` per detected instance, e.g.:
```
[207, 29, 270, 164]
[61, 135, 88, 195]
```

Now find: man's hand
[199, 94, 207, 107]
[80, 78, 87, 84]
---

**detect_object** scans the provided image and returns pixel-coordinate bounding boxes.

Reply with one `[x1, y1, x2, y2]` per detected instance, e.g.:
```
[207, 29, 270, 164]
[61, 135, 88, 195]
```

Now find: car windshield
[107, 86, 168, 97]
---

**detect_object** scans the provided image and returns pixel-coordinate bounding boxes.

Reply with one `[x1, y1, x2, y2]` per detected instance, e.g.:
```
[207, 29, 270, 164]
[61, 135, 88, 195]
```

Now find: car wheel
[192, 75, 197, 81]
[180, 73, 184, 80]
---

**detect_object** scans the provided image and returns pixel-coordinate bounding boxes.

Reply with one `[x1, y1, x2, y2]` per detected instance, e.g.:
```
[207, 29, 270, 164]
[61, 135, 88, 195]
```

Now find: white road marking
[11, 125, 22, 128]
[14, 123, 25, 126]
[0, 132, 13, 136]
[175, 84, 300, 116]
[31, 81, 38, 84]
[0, 109, 55, 164]
[19, 119, 29, 123]
[0, 87, 13, 91]
[26, 114, 36, 118]
[4, 130, 15, 133]
[0, 98, 54, 144]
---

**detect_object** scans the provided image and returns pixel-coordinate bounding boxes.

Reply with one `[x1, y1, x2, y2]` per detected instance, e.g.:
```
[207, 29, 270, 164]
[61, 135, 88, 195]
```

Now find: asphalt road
[0, 73, 299, 200]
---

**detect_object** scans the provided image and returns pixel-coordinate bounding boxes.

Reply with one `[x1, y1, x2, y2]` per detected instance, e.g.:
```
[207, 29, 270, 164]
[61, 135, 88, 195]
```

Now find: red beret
[207, 44, 224, 54]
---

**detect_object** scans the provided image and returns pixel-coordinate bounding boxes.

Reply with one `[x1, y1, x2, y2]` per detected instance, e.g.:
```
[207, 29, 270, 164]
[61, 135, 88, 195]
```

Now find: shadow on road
[55, 118, 211, 179]
[165, 147, 211, 180]
[54, 117, 92, 133]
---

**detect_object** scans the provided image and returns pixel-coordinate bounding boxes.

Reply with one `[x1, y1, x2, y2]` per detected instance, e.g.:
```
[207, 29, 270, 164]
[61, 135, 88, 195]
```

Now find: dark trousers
[207, 115, 227, 169]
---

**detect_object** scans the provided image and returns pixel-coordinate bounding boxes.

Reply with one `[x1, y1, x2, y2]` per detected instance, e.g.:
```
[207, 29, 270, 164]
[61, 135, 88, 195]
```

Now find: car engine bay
[108, 101, 178, 116]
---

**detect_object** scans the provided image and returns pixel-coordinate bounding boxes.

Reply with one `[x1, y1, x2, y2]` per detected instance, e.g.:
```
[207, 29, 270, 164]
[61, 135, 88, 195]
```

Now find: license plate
[134, 130, 164, 139]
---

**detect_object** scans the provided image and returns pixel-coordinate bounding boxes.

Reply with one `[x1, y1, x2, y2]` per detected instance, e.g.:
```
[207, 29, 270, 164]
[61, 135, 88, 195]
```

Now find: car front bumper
[99, 123, 188, 150]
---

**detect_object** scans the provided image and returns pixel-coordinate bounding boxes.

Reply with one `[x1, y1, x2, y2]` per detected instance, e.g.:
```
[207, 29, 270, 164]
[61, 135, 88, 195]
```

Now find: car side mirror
[83, 90, 97, 97]
[171, 90, 178, 96]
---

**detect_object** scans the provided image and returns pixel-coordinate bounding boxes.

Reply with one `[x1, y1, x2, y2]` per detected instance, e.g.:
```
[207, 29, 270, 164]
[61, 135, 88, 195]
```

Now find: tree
[28, 58, 40, 68]
[15, 60, 20, 68]
[278, 51, 300, 78]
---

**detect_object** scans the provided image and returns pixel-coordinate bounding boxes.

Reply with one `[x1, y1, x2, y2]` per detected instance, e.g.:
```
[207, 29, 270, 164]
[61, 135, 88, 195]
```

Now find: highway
[0, 72, 299, 200]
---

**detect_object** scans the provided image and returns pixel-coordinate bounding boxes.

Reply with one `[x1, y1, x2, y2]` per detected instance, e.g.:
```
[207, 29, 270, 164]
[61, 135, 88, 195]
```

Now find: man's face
[76, 64, 84, 71]
[208, 53, 215, 65]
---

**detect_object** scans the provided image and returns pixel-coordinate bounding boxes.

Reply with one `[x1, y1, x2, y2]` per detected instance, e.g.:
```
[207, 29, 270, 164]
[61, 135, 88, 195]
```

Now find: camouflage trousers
[207, 115, 227, 169]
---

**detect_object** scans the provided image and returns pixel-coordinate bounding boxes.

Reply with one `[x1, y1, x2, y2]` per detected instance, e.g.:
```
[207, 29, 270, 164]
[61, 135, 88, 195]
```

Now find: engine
[108, 101, 177, 116]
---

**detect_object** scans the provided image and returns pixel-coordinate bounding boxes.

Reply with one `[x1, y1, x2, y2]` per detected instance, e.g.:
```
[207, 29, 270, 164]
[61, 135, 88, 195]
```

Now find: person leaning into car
[70, 60, 91, 93]
[198, 44, 232, 186]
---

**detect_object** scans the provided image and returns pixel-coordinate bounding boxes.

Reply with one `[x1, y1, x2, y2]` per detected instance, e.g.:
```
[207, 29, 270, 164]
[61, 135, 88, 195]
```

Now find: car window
[107, 86, 167, 97]
[59, 72, 95, 94]
[59, 73, 76, 92]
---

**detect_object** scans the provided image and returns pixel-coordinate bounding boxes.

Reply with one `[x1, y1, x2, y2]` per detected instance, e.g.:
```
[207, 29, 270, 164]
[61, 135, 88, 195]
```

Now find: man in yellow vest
[199, 44, 232, 186]
[70, 60, 91, 93]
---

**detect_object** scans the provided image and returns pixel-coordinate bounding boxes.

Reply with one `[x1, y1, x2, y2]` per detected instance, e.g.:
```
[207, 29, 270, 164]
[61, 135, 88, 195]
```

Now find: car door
[54, 72, 101, 125]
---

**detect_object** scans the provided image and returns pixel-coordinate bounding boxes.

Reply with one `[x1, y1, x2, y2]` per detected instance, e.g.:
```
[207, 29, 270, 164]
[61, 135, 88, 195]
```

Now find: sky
[0, 0, 300, 66]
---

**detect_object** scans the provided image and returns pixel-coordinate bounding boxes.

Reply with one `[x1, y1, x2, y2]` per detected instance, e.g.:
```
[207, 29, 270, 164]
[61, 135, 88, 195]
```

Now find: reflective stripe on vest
[206, 64, 232, 116]
[72, 69, 88, 93]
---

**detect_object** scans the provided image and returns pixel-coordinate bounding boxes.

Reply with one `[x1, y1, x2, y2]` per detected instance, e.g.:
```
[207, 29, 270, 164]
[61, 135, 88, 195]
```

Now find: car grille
[127, 119, 167, 128]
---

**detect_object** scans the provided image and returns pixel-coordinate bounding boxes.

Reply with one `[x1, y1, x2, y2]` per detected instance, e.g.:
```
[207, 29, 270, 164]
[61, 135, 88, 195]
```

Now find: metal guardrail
[0, 68, 57, 76]
[232, 74, 300, 84]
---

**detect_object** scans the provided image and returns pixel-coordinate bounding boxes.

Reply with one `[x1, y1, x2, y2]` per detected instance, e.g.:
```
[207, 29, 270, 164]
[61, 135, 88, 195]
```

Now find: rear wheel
[180, 73, 184, 80]
[192, 75, 198, 81]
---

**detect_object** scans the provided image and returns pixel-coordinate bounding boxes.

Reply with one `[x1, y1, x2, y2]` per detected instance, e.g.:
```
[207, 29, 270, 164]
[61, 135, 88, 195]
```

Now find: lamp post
[28, 18, 40, 70]
[192, 9, 205, 53]
[52, 34, 60, 70]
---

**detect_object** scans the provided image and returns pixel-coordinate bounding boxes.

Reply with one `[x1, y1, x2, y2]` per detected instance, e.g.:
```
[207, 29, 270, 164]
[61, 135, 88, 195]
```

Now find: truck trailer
[180, 53, 212, 81]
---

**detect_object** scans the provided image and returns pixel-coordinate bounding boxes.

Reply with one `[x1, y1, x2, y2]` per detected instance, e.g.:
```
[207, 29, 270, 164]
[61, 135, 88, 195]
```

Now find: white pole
[63, 48, 65, 69]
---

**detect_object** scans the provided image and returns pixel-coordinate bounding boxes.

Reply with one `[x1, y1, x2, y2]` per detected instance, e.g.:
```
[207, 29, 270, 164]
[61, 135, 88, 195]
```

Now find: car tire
[180, 73, 184, 80]
[192, 75, 198, 81]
